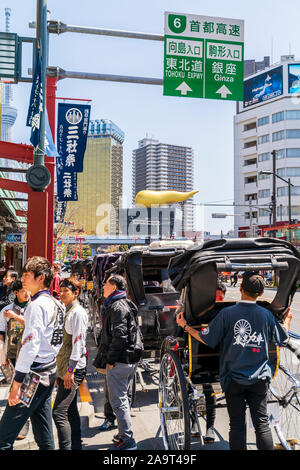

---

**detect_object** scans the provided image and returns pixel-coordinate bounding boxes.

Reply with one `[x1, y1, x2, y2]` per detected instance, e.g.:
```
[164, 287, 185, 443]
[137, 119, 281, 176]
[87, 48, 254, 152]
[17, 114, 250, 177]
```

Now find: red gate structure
[0, 76, 58, 265]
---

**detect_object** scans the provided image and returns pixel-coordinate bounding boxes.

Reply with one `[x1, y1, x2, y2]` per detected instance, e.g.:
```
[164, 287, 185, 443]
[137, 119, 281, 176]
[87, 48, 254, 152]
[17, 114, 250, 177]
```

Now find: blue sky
[4, 0, 300, 234]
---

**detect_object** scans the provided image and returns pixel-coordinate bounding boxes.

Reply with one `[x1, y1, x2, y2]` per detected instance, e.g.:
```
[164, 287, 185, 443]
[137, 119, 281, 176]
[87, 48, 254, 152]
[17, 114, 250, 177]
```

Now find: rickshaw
[70, 257, 94, 309]
[113, 240, 195, 356]
[100, 241, 195, 391]
[158, 237, 300, 450]
[89, 252, 124, 344]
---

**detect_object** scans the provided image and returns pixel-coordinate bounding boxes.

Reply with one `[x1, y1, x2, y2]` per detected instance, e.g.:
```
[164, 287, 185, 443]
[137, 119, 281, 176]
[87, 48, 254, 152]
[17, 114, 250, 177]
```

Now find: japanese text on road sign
[164, 12, 244, 101]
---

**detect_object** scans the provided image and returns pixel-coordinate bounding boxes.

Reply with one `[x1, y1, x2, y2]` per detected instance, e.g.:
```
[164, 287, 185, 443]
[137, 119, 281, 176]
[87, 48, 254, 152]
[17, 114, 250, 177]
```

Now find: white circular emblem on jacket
[201, 327, 209, 335]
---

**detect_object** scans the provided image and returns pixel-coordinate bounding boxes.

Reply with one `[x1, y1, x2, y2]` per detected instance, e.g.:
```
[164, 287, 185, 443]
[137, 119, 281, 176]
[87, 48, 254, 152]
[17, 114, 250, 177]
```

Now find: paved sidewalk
[0, 330, 263, 451]
[0, 332, 96, 450]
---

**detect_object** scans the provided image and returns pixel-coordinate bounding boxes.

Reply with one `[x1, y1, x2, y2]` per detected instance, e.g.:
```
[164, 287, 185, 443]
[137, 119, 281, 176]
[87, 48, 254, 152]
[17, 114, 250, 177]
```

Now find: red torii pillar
[0, 76, 58, 265]
[0, 141, 55, 263]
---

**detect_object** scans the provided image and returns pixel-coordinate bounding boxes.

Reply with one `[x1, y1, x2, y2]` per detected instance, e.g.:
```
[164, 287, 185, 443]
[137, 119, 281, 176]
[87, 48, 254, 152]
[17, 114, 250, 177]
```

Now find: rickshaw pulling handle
[215, 255, 289, 272]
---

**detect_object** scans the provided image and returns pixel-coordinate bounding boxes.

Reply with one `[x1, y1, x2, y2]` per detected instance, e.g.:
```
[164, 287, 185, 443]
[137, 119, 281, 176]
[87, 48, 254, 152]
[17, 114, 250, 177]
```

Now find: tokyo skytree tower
[1, 7, 17, 142]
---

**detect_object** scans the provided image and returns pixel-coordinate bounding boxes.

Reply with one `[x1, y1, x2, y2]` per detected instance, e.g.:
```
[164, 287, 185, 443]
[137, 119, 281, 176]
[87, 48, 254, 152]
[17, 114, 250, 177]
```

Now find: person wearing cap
[176, 271, 292, 450]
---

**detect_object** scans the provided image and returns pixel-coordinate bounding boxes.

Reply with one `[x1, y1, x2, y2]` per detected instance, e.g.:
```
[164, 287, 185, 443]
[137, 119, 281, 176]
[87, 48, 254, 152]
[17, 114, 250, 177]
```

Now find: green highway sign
[164, 12, 244, 101]
[0, 32, 19, 81]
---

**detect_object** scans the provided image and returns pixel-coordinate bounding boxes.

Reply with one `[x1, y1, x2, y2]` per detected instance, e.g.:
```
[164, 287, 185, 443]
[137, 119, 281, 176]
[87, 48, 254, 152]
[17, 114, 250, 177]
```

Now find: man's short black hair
[241, 271, 265, 297]
[60, 277, 81, 294]
[108, 274, 127, 291]
[11, 279, 22, 292]
[5, 270, 18, 281]
[22, 256, 53, 288]
[216, 279, 226, 294]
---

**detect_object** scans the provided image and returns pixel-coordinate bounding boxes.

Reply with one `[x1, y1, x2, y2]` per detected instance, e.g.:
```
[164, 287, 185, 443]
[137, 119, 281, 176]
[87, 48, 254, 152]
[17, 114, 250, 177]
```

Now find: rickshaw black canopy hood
[167, 237, 300, 321]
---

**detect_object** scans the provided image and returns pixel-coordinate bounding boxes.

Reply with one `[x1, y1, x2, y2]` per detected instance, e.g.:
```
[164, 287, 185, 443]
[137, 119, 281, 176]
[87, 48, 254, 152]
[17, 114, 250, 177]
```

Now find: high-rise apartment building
[132, 138, 195, 233]
[234, 54, 300, 238]
[65, 119, 124, 235]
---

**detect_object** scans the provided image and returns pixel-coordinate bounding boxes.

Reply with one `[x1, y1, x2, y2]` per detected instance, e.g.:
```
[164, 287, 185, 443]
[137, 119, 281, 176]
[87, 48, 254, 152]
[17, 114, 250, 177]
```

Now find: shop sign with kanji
[164, 12, 244, 101]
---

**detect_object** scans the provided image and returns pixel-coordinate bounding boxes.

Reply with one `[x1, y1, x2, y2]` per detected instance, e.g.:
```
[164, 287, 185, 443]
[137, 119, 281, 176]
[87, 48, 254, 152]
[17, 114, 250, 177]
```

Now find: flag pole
[35, 0, 47, 166]
[26, 0, 51, 192]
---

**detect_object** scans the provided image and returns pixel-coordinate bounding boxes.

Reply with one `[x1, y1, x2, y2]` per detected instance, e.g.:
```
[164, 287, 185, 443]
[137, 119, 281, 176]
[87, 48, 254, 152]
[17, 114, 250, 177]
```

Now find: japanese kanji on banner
[56, 156, 78, 202]
[54, 197, 67, 223]
[26, 49, 43, 147]
[56, 102, 91, 173]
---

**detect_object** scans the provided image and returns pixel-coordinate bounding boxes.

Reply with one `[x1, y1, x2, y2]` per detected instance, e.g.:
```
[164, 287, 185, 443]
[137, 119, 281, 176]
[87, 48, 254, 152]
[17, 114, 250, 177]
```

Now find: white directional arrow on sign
[176, 81, 192, 95]
[216, 85, 232, 99]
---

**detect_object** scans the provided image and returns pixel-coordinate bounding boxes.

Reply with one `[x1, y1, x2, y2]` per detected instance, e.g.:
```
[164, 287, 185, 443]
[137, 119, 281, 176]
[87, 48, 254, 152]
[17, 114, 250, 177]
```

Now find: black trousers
[52, 368, 86, 450]
[0, 372, 56, 450]
[224, 379, 273, 450]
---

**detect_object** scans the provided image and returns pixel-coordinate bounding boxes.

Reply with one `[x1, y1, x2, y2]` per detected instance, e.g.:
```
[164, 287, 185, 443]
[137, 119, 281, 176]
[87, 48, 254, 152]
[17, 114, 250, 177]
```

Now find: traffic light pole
[271, 150, 276, 229]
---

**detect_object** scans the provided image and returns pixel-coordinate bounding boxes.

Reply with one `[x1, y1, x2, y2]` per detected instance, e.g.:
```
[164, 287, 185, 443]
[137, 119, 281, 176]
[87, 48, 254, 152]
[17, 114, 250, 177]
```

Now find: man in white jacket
[0, 256, 65, 450]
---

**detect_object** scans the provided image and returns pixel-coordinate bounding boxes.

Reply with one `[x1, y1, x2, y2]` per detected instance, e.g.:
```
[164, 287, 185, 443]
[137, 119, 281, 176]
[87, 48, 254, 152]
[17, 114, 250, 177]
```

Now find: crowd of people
[0, 258, 141, 451]
[0, 259, 293, 451]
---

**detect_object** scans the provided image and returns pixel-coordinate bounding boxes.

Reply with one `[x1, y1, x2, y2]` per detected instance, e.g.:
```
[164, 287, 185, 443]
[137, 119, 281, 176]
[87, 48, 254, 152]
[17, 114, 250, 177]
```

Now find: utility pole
[26, 0, 51, 192]
[249, 196, 253, 237]
[35, 0, 46, 164]
[288, 177, 292, 242]
[271, 150, 276, 230]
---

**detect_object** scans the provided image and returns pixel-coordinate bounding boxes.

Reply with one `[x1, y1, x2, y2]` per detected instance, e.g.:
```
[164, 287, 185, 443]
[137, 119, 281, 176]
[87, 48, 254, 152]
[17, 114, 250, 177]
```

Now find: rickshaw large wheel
[269, 334, 300, 450]
[159, 349, 190, 450]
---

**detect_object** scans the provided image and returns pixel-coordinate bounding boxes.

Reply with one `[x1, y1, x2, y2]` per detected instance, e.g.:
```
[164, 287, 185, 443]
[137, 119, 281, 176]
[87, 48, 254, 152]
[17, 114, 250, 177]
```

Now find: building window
[243, 122, 256, 131]
[286, 167, 300, 177]
[257, 116, 270, 127]
[244, 140, 257, 148]
[272, 130, 285, 142]
[258, 173, 270, 180]
[258, 152, 270, 162]
[276, 149, 285, 159]
[258, 189, 270, 198]
[277, 186, 300, 197]
[286, 129, 300, 139]
[286, 148, 300, 158]
[244, 158, 257, 166]
[258, 134, 269, 144]
[259, 208, 270, 216]
[244, 176, 257, 184]
[277, 168, 285, 177]
[277, 206, 300, 216]
[277, 167, 300, 177]
[286, 110, 300, 120]
[272, 111, 285, 123]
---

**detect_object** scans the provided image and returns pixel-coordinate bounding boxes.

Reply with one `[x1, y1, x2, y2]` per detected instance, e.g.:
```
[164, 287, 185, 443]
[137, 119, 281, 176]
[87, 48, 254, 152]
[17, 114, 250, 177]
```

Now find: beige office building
[65, 119, 124, 235]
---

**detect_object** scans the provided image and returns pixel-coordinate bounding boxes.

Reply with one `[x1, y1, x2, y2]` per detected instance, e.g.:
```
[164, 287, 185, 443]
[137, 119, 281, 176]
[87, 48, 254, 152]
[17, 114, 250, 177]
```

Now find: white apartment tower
[234, 55, 300, 237]
[132, 138, 195, 233]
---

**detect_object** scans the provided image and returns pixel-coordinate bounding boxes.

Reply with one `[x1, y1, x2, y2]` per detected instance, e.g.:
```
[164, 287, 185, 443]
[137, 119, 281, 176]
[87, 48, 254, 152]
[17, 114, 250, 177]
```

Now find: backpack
[125, 299, 144, 362]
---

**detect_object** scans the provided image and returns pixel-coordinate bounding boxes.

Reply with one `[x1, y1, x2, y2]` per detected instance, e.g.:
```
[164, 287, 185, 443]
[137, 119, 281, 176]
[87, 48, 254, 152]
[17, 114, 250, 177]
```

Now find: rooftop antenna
[5, 7, 11, 32]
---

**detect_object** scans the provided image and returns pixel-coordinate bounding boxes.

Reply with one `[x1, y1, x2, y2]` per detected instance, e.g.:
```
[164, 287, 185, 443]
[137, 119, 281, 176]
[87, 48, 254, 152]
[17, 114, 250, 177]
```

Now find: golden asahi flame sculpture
[135, 190, 199, 207]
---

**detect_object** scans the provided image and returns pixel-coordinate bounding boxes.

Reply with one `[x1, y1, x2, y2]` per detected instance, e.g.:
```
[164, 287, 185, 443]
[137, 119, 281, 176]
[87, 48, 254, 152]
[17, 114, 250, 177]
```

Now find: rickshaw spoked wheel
[159, 349, 190, 450]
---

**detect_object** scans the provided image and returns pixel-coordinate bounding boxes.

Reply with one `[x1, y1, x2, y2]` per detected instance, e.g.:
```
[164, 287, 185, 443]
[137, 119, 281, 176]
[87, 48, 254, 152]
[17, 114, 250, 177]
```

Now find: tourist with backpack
[93, 274, 143, 451]
[0, 256, 65, 450]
